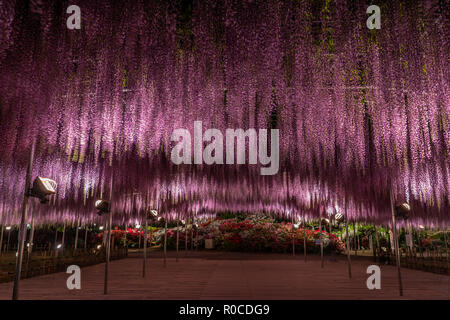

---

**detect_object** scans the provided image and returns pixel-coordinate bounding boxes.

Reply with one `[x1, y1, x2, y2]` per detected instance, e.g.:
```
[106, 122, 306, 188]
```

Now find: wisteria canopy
[0, 0, 448, 228]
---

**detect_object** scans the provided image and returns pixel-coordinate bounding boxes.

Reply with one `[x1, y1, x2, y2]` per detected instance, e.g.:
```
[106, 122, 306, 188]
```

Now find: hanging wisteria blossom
[0, 0, 448, 228]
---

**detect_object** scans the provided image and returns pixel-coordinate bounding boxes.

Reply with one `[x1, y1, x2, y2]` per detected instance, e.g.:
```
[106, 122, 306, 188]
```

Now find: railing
[0, 247, 128, 283]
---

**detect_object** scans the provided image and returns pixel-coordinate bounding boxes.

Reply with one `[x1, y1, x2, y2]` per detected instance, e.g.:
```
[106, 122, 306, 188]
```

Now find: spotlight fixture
[6, 226, 11, 230]
[395, 203, 411, 220]
[56, 244, 62, 249]
[99, 226, 104, 231]
[95, 200, 110, 215]
[157, 217, 162, 221]
[419, 225, 425, 230]
[96, 244, 102, 250]
[149, 209, 158, 217]
[28, 176, 57, 203]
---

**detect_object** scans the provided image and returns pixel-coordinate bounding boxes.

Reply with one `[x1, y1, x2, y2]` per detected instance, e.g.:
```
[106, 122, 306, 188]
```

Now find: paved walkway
[0, 252, 448, 299]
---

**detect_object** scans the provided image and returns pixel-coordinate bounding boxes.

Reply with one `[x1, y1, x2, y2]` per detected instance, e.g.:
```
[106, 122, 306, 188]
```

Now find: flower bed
[153, 215, 345, 254]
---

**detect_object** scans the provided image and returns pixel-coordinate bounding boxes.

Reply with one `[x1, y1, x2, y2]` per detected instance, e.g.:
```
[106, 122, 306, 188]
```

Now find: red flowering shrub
[156, 215, 345, 254]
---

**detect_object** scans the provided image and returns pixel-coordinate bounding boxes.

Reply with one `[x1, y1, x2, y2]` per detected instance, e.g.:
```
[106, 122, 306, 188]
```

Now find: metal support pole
[149, 225, 152, 249]
[61, 223, 66, 255]
[319, 209, 324, 268]
[190, 214, 194, 251]
[163, 211, 168, 268]
[345, 199, 352, 279]
[176, 214, 179, 262]
[84, 223, 88, 252]
[390, 189, 403, 296]
[138, 227, 141, 249]
[375, 226, 380, 262]
[0, 225, 4, 256]
[0, 202, 4, 255]
[74, 216, 80, 252]
[104, 175, 113, 295]
[124, 224, 128, 255]
[303, 213, 307, 263]
[185, 216, 188, 254]
[7, 228, 11, 253]
[25, 214, 35, 277]
[195, 214, 199, 251]
[292, 213, 295, 256]
[443, 230, 448, 272]
[143, 216, 147, 278]
[12, 139, 35, 300]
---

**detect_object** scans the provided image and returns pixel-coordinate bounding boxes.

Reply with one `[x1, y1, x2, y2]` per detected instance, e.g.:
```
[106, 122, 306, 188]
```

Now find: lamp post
[145, 208, 158, 275]
[12, 140, 35, 300]
[95, 176, 113, 295]
[390, 190, 404, 296]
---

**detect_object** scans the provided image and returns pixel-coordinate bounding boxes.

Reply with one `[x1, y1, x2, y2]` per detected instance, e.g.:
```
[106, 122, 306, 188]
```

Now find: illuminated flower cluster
[0, 1, 447, 228]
